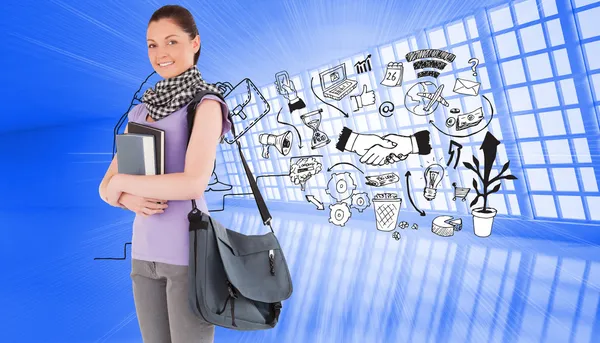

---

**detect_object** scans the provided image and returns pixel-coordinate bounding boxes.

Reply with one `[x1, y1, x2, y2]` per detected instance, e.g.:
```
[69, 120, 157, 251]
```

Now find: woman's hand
[119, 193, 168, 217]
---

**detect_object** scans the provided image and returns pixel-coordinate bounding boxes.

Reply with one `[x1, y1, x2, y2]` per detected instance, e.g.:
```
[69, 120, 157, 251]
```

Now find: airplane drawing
[418, 84, 449, 112]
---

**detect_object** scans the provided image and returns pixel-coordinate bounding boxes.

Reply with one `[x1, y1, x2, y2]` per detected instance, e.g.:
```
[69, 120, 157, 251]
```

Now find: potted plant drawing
[463, 132, 517, 237]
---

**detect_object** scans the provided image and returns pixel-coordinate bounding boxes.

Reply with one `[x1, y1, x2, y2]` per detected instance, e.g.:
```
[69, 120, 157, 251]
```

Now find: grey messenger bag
[185, 90, 293, 330]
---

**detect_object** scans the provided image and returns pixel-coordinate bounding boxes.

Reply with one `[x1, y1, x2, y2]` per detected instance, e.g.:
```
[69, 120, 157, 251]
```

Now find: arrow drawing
[429, 94, 494, 138]
[405, 171, 426, 216]
[306, 195, 325, 210]
[327, 162, 364, 174]
[276, 106, 303, 149]
[310, 76, 349, 118]
[447, 140, 463, 169]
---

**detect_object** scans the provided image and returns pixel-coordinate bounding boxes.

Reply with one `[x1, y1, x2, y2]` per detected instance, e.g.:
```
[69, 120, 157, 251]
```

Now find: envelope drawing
[453, 78, 480, 96]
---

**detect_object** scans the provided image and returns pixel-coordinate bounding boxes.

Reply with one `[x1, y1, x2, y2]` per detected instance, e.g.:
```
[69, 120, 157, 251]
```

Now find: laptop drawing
[319, 64, 358, 101]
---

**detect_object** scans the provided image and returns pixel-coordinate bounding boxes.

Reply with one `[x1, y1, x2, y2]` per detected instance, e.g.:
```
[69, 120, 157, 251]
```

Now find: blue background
[2, 0, 600, 342]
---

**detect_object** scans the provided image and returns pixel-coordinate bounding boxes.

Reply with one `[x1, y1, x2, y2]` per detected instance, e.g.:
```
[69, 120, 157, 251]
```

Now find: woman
[98, 5, 231, 343]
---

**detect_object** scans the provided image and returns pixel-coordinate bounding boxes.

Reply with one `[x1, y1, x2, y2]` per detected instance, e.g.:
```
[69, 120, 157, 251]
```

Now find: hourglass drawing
[301, 108, 330, 149]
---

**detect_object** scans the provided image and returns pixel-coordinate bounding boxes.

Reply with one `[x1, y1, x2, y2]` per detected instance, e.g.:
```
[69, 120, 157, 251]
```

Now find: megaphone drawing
[259, 131, 293, 159]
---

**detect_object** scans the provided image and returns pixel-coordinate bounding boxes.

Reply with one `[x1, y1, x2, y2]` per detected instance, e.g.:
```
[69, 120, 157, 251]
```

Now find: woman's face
[147, 18, 199, 79]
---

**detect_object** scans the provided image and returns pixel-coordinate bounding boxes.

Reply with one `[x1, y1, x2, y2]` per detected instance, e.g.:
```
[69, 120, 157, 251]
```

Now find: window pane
[508, 87, 533, 111]
[566, 109, 585, 134]
[526, 168, 552, 191]
[514, 114, 540, 138]
[573, 138, 592, 163]
[520, 141, 546, 164]
[467, 17, 479, 38]
[584, 41, 600, 71]
[502, 59, 527, 85]
[447, 21, 467, 45]
[553, 49, 572, 76]
[520, 25, 547, 53]
[546, 139, 573, 164]
[532, 82, 560, 108]
[577, 7, 600, 39]
[526, 53, 553, 80]
[514, 0, 540, 24]
[546, 19, 565, 46]
[490, 6, 514, 32]
[533, 194, 558, 218]
[542, 0, 558, 16]
[496, 32, 520, 58]
[552, 168, 580, 192]
[428, 28, 447, 48]
[560, 79, 579, 105]
[580, 167, 599, 192]
[558, 196, 586, 220]
[539, 111, 566, 136]
[586, 196, 600, 220]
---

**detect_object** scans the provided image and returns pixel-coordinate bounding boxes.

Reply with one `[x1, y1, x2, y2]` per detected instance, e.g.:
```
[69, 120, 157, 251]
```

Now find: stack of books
[116, 122, 165, 175]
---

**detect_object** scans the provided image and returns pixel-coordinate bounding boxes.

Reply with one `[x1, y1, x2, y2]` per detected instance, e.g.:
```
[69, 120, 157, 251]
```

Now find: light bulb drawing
[423, 163, 445, 201]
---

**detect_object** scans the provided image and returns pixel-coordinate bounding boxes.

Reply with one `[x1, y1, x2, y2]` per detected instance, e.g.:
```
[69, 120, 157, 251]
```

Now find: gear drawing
[326, 172, 357, 202]
[329, 202, 352, 227]
[351, 192, 371, 213]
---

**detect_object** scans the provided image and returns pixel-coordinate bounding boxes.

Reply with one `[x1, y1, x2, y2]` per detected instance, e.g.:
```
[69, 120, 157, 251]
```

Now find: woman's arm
[108, 99, 224, 200]
[99, 126, 128, 208]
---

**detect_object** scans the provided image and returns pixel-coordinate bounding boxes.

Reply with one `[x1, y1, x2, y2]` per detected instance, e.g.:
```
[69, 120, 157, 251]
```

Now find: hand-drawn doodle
[329, 202, 352, 227]
[336, 127, 432, 166]
[446, 140, 463, 169]
[453, 78, 480, 96]
[289, 155, 323, 191]
[398, 221, 409, 229]
[350, 85, 376, 112]
[365, 172, 400, 187]
[301, 109, 331, 149]
[446, 117, 457, 127]
[354, 54, 373, 74]
[327, 162, 364, 174]
[379, 101, 395, 117]
[432, 215, 463, 237]
[411, 223, 419, 230]
[405, 49, 457, 79]
[456, 107, 484, 130]
[405, 171, 426, 216]
[381, 62, 404, 87]
[94, 242, 131, 261]
[464, 132, 518, 237]
[306, 194, 325, 210]
[276, 107, 303, 149]
[430, 94, 494, 138]
[351, 192, 371, 212]
[310, 76, 349, 117]
[392, 231, 401, 241]
[452, 182, 471, 201]
[450, 108, 461, 114]
[373, 193, 402, 232]
[319, 64, 358, 101]
[218, 78, 271, 145]
[326, 172, 357, 202]
[274, 70, 307, 113]
[205, 160, 233, 192]
[405, 82, 449, 116]
[423, 163, 445, 201]
[468, 57, 480, 76]
[258, 131, 292, 159]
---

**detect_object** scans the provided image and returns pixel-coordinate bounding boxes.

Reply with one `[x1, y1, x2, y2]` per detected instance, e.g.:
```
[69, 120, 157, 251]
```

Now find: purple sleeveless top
[126, 95, 231, 266]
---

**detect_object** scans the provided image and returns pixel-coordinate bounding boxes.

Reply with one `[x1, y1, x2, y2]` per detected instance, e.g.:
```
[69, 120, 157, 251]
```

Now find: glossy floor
[2, 204, 599, 343]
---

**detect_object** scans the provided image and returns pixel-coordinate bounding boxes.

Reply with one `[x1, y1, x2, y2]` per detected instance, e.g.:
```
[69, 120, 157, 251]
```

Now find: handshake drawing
[335, 127, 432, 166]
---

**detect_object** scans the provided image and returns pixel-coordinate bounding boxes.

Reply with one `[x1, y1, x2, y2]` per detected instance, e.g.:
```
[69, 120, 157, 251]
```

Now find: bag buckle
[227, 281, 238, 299]
[268, 249, 276, 276]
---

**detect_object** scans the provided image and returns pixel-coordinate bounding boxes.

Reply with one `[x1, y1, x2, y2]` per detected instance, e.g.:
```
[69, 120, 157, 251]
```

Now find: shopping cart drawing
[452, 182, 471, 201]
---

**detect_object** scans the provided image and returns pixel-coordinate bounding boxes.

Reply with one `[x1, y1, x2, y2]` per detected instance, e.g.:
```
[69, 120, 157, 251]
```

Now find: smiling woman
[97, 4, 232, 343]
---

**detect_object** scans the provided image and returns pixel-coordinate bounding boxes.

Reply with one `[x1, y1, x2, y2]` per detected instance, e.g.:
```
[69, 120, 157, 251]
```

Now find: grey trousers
[130, 258, 215, 343]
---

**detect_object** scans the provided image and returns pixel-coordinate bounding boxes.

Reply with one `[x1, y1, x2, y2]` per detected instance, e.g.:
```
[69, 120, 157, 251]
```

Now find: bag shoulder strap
[186, 90, 273, 233]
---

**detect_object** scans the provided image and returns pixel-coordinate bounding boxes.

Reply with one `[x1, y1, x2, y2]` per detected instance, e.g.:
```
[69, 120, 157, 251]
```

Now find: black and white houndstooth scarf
[142, 65, 222, 121]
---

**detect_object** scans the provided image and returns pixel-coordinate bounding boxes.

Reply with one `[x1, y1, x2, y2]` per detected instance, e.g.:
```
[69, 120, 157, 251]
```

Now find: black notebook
[116, 133, 157, 175]
[127, 122, 165, 175]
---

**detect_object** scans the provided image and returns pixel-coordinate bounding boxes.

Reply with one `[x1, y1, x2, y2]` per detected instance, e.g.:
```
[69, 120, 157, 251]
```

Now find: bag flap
[209, 217, 293, 303]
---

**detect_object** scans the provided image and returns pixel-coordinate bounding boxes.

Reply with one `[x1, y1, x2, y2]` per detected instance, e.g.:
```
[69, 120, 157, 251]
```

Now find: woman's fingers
[145, 201, 168, 210]
[141, 207, 164, 216]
